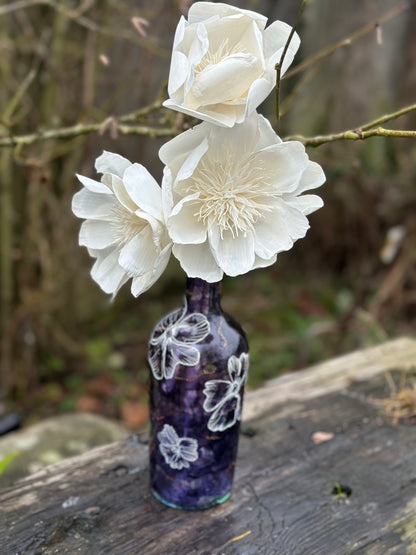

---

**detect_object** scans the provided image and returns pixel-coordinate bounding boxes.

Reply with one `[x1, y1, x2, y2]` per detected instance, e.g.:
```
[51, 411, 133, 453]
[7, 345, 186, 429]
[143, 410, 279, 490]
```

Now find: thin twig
[119, 100, 163, 123]
[2, 101, 415, 149]
[359, 103, 416, 131]
[284, 102, 416, 146]
[285, 128, 416, 147]
[3, 68, 37, 121]
[283, 1, 410, 81]
[0, 121, 178, 148]
[275, 0, 308, 120]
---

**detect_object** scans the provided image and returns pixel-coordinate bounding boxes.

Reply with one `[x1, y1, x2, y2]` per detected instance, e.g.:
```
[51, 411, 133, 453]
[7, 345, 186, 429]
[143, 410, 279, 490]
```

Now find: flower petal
[285, 194, 324, 216]
[162, 166, 174, 218]
[72, 188, 115, 220]
[172, 242, 223, 282]
[168, 51, 189, 96]
[264, 21, 300, 74]
[95, 151, 131, 178]
[274, 198, 311, 241]
[168, 195, 207, 244]
[163, 98, 239, 128]
[149, 241, 172, 283]
[245, 77, 274, 117]
[118, 226, 156, 277]
[159, 123, 209, 167]
[111, 177, 137, 212]
[291, 160, 326, 195]
[90, 249, 128, 295]
[253, 210, 294, 259]
[206, 112, 259, 159]
[76, 174, 111, 195]
[209, 228, 255, 277]
[187, 53, 260, 109]
[188, 3, 266, 26]
[123, 163, 163, 221]
[251, 253, 277, 271]
[263, 141, 308, 193]
[79, 219, 118, 249]
[176, 138, 209, 183]
[255, 113, 282, 149]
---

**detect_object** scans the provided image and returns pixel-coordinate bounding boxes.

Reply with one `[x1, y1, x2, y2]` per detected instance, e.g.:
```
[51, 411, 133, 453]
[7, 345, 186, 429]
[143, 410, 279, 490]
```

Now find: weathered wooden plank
[1, 339, 416, 554]
[243, 337, 416, 420]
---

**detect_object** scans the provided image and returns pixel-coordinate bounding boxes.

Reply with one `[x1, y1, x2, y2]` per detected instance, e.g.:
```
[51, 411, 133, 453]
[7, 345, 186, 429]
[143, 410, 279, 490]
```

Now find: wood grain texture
[243, 337, 416, 421]
[1, 338, 416, 555]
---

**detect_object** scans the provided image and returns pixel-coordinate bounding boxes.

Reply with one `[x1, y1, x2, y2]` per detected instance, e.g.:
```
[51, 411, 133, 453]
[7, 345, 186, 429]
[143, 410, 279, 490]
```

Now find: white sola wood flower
[158, 424, 199, 470]
[72, 151, 171, 297]
[160, 112, 326, 282]
[163, 1, 300, 127]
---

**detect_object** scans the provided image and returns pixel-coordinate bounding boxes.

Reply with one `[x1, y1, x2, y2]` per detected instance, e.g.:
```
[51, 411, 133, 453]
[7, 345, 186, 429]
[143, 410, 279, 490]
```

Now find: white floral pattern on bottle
[158, 424, 199, 470]
[148, 299, 210, 380]
[203, 352, 249, 432]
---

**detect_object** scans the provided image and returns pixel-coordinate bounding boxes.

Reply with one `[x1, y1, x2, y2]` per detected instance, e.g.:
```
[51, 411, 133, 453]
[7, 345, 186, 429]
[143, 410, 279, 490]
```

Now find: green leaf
[0, 451, 20, 476]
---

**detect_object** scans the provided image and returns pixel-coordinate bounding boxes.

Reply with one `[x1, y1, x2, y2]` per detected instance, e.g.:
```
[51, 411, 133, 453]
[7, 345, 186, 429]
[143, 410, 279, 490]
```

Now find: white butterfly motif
[203, 352, 249, 432]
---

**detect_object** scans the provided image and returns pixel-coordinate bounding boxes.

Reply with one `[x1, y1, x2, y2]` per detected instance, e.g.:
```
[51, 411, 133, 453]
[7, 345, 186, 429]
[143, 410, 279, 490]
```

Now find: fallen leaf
[312, 431, 334, 444]
[121, 401, 149, 430]
[76, 395, 101, 413]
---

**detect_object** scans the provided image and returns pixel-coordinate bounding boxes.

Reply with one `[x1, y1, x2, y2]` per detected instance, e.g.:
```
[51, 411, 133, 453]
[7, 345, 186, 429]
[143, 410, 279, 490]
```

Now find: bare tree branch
[284, 102, 416, 146]
[0, 121, 177, 148]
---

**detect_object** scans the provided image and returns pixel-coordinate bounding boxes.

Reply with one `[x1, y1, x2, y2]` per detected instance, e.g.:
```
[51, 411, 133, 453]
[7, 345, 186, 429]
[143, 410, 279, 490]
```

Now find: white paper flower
[203, 352, 249, 432]
[163, 2, 300, 127]
[148, 299, 210, 380]
[160, 112, 325, 282]
[72, 151, 171, 297]
[158, 424, 199, 470]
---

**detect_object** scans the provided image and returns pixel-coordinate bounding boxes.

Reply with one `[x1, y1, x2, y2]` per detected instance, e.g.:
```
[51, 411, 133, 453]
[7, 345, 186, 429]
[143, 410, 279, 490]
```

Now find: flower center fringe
[110, 204, 147, 246]
[186, 154, 275, 238]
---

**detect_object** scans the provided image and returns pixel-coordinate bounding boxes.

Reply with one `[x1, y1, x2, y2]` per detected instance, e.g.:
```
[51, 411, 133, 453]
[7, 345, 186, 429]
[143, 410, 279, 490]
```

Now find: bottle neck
[184, 278, 221, 315]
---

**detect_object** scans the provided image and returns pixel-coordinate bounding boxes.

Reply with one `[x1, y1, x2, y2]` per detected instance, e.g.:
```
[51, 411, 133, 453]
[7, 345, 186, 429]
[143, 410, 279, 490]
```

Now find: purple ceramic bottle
[148, 278, 249, 510]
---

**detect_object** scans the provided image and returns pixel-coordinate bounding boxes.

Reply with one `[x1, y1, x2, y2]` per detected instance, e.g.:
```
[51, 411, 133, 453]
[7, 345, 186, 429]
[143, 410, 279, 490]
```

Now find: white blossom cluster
[72, 2, 325, 297]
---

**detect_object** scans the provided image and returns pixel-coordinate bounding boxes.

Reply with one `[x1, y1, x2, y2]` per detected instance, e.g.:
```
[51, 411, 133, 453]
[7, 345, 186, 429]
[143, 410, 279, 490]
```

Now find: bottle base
[151, 488, 231, 511]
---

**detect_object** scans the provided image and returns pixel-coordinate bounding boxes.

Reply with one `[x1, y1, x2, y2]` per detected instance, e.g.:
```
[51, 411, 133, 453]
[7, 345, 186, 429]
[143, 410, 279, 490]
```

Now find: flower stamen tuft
[185, 154, 274, 238]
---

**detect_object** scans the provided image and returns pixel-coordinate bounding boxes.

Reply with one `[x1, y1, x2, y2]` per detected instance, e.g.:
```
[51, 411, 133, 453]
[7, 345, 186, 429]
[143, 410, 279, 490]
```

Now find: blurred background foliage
[0, 0, 415, 429]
